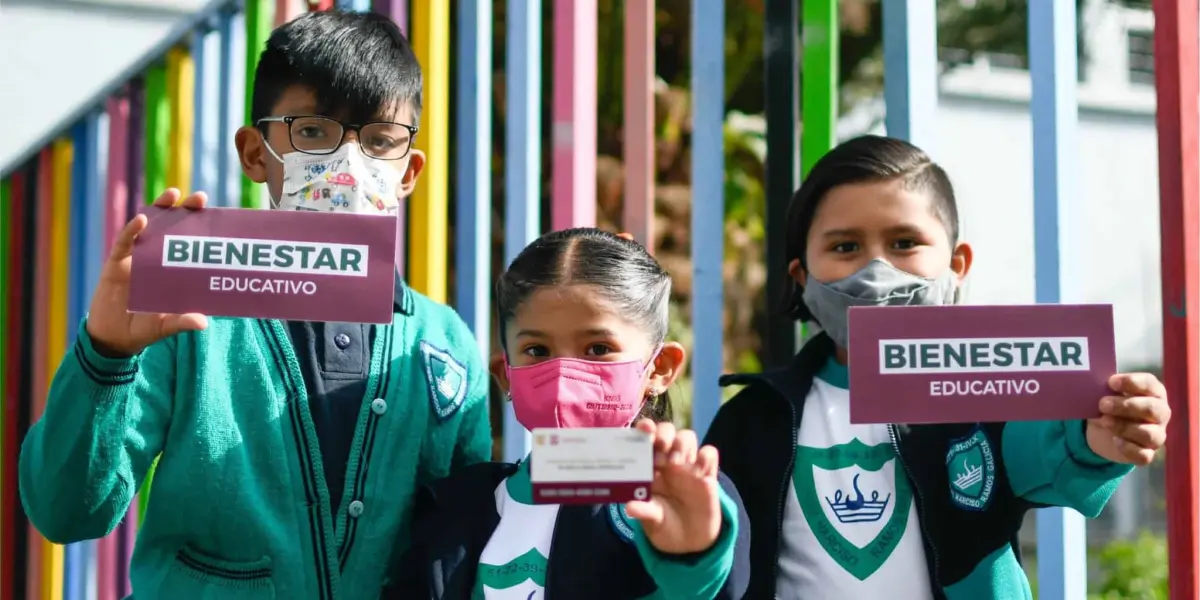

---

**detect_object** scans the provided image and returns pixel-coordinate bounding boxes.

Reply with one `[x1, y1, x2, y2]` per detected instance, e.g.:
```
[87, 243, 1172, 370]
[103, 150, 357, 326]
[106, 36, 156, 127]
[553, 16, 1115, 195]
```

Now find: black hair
[783, 135, 960, 321]
[251, 10, 423, 126]
[496, 228, 675, 423]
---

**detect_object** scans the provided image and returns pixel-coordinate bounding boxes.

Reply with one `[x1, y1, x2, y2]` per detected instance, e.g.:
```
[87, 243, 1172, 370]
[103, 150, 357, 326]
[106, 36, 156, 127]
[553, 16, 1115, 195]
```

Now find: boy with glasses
[19, 10, 491, 599]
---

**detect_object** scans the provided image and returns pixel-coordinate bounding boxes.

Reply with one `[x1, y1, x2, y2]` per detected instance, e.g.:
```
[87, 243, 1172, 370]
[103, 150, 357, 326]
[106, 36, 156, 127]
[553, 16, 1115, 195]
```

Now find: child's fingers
[1111, 421, 1167, 451]
[634, 418, 657, 436]
[1099, 394, 1171, 424]
[694, 445, 719, 478]
[179, 190, 209, 210]
[1113, 438, 1157, 466]
[150, 188, 182, 208]
[1108, 373, 1167, 400]
[668, 429, 698, 466]
[624, 499, 664, 525]
[653, 422, 677, 464]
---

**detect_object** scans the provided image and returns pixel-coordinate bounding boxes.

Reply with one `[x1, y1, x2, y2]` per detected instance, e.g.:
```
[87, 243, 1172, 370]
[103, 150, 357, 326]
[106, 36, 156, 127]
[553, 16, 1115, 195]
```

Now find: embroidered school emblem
[419, 341, 468, 420]
[792, 439, 912, 581]
[946, 428, 997, 511]
[607, 503, 636, 544]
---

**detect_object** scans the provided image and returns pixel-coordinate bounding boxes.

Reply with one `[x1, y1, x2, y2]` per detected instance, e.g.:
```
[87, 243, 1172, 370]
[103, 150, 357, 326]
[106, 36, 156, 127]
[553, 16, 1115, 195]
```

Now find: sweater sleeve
[1001, 419, 1133, 517]
[630, 473, 750, 600]
[19, 319, 174, 544]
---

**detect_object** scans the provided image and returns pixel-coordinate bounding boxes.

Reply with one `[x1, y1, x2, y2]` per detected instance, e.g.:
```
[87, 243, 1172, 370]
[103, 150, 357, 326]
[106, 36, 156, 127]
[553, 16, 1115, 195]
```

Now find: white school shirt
[774, 359, 935, 599]
[475, 461, 560, 600]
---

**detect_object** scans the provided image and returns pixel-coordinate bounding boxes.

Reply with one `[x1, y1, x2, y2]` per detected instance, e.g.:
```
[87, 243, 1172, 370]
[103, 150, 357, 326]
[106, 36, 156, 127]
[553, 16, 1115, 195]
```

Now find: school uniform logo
[792, 439, 912, 580]
[946, 428, 997, 511]
[419, 341, 468, 420]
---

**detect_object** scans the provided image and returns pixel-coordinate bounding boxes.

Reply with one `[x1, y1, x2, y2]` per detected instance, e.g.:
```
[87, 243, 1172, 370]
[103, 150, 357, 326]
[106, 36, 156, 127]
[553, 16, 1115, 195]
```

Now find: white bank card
[529, 427, 654, 505]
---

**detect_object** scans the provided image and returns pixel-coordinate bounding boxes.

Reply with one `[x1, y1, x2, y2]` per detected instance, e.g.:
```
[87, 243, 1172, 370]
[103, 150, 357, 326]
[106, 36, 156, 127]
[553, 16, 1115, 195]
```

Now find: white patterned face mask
[268, 142, 404, 215]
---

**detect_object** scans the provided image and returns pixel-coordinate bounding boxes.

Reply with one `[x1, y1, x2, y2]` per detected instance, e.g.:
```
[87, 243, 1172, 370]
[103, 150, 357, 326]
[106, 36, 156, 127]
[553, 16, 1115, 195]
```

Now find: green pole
[144, 63, 170, 204]
[801, 0, 839, 176]
[242, 0, 274, 209]
[799, 0, 839, 345]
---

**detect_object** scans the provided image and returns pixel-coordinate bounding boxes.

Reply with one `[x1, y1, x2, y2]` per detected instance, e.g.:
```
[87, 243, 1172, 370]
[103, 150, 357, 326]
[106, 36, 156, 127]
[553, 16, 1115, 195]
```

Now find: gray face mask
[801, 258, 959, 349]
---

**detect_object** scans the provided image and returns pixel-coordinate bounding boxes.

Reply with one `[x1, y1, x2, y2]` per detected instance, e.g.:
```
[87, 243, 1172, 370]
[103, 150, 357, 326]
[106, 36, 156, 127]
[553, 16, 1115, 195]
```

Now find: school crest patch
[607, 503, 637, 545]
[419, 341, 468, 420]
[946, 427, 997, 512]
[792, 439, 912, 581]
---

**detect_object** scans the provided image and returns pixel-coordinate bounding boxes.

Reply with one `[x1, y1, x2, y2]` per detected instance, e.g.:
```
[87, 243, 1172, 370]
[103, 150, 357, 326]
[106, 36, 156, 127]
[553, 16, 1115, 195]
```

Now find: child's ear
[787, 258, 807, 285]
[489, 351, 511, 394]
[398, 149, 426, 198]
[951, 241, 974, 284]
[647, 342, 688, 395]
[234, 126, 269, 184]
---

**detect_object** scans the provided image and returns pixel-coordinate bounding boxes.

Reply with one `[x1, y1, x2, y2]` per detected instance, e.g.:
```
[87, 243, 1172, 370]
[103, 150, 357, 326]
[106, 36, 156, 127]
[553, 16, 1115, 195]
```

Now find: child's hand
[1086, 373, 1171, 466]
[625, 419, 723, 555]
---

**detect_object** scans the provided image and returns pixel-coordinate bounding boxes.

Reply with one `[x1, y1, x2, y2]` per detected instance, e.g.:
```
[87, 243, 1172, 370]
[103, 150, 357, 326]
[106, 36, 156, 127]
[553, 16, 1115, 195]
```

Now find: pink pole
[550, 0, 598, 231]
[622, 0, 655, 250]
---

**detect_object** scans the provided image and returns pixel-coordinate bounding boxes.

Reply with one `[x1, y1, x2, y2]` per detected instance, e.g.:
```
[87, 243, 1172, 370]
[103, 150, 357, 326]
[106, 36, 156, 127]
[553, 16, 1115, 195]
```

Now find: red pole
[1152, 1, 1200, 599]
[308, 0, 335, 10]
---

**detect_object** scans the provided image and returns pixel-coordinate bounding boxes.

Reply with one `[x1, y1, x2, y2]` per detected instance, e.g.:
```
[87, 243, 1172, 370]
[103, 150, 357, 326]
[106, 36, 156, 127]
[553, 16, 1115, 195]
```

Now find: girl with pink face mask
[385, 228, 750, 600]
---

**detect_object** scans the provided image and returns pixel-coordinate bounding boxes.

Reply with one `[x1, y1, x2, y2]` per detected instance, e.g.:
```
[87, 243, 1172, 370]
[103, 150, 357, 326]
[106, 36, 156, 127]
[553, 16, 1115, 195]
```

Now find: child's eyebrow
[820, 228, 862, 239]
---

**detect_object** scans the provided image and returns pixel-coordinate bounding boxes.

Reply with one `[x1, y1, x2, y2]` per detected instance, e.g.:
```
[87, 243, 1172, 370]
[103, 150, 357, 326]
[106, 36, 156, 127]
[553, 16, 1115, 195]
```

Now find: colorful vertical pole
[118, 78, 145, 597]
[193, 23, 216, 200]
[409, 0, 450, 302]
[882, 0, 938, 150]
[550, 0, 597, 230]
[0, 177, 8, 600]
[144, 64, 170, 201]
[454, 0, 492, 354]
[167, 47, 196, 192]
[217, 8, 244, 208]
[762, 0, 799, 368]
[502, 0, 543, 461]
[2, 170, 25, 600]
[139, 62, 171, 526]
[1153, 1, 1200, 598]
[98, 94, 130, 600]
[335, 0, 370, 11]
[276, 0, 305, 22]
[690, 0, 724, 437]
[26, 150, 52, 600]
[243, 0, 274, 209]
[622, 0, 655, 250]
[65, 114, 102, 600]
[44, 138, 74, 600]
[800, 0, 837, 176]
[372, 0, 406, 32]
[309, 0, 336, 11]
[1029, 2, 1086, 599]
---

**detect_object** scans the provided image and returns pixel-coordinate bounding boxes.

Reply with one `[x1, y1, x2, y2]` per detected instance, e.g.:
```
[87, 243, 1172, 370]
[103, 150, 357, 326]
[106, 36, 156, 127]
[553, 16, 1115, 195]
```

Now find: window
[1128, 30, 1155, 85]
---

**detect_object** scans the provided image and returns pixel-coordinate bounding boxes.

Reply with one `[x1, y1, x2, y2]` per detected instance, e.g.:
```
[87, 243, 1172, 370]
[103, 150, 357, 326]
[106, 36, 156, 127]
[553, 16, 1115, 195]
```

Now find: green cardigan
[19, 286, 492, 599]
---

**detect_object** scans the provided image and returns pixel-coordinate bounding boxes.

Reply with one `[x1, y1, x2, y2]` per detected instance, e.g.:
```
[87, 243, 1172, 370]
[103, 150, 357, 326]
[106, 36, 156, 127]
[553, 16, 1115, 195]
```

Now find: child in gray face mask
[703, 135, 1170, 600]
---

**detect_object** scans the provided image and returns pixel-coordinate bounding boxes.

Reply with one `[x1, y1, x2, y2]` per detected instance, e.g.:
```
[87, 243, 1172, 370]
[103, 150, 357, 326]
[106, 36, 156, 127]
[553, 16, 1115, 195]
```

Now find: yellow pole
[44, 138, 73, 600]
[166, 47, 196, 191]
[408, 0, 450, 303]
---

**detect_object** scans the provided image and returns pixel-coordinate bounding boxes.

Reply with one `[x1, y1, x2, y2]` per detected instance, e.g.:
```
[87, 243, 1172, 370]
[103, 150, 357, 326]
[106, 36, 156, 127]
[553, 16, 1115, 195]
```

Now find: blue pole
[193, 21, 218, 197]
[882, 0, 939, 151]
[337, 0, 372, 11]
[216, 7, 242, 207]
[1030, 1, 1086, 598]
[454, 0, 493, 361]
[502, 0, 542, 462]
[690, 0, 725, 437]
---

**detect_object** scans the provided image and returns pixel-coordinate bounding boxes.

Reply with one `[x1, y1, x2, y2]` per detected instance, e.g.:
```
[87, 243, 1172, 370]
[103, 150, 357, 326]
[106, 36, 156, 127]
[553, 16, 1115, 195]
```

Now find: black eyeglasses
[256, 115, 419, 160]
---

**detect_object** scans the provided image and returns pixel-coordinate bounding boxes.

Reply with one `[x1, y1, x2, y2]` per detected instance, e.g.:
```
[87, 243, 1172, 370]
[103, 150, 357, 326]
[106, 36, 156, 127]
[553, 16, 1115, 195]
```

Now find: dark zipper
[888, 424, 944, 597]
[772, 396, 799, 586]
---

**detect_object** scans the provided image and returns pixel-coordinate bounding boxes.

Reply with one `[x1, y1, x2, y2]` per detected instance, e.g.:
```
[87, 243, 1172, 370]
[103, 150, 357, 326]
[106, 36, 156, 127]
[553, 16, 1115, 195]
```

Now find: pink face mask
[505, 349, 661, 430]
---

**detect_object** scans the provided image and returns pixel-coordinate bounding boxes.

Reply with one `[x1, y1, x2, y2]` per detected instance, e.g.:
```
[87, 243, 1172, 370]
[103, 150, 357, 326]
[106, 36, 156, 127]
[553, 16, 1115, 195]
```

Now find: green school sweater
[18, 286, 492, 600]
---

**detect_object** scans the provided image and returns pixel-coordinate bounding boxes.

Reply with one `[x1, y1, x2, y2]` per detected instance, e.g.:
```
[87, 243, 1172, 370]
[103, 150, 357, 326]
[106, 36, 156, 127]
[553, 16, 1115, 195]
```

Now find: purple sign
[848, 304, 1116, 425]
[129, 206, 397, 324]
